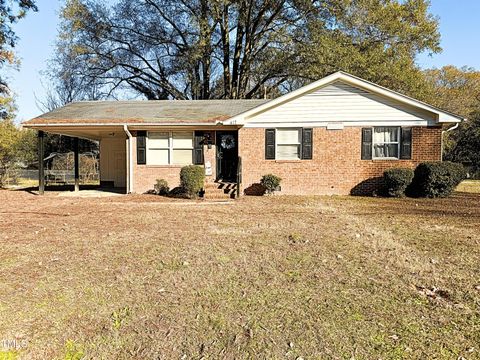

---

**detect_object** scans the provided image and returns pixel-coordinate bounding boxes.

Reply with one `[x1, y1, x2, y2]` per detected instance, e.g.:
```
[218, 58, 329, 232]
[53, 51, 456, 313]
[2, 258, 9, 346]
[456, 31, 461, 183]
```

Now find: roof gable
[239, 81, 440, 127]
[224, 72, 464, 125]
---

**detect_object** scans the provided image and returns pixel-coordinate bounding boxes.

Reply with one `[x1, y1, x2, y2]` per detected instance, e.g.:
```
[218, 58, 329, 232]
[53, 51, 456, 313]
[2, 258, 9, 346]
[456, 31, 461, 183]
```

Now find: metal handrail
[236, 156, 242, 198]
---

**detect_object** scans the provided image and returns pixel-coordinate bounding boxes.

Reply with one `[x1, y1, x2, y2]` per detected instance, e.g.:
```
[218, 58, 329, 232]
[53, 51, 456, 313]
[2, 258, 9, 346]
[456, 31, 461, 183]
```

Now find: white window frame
[372, 126, 401, 160]
[275, 128, 302, 160]
[147, 131, 194, 165]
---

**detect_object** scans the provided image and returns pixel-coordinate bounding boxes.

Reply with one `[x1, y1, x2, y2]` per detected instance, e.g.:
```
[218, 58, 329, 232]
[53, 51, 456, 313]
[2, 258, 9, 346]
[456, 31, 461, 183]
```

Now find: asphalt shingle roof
[25, 99, 269, 125]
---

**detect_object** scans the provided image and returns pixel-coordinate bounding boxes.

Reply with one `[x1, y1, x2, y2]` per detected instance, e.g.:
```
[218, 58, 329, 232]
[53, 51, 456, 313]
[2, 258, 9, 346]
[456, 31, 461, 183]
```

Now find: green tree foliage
[51, 0, 440, 101]
[0, 97, 36, 187]
[298, 0, 441, 99]
[0, 0, 37, 118]
[424, 65, 480, 117]
[0, 0, 37, 92]
[0, 0, 37, 119]
[423, 66, 480, 168]
[447, 111, 480, 174]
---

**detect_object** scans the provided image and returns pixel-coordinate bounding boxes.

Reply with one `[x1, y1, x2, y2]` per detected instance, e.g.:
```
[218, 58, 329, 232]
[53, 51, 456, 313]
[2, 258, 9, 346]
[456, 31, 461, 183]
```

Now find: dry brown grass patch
[0, 190, 479, 359]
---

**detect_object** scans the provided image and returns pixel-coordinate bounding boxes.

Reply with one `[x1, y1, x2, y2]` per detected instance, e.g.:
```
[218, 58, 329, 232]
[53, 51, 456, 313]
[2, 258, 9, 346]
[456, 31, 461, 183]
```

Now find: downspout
[441, 123, 459, 161]
[123, 125, 134, 193]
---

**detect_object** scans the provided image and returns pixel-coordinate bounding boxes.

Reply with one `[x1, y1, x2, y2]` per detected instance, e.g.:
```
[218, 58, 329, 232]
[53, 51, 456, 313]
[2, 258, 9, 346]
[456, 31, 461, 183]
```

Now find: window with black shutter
[361, 128, 373, 160]
[193, 131, 204, 165]
[137, 131, 146, 164]
[302, 128, 313, 160]
[400, 127, 412, 159]
[265, 129, 275, 159]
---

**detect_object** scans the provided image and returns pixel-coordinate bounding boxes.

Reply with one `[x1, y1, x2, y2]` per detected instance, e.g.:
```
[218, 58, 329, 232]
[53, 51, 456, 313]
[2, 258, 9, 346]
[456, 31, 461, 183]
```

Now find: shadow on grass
[350, 177, 384, 196]
[15, 185, 126, 195]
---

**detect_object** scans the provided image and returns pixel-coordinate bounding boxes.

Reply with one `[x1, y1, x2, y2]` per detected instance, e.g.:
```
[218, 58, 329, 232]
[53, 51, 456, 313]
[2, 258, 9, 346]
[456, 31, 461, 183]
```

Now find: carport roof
[24, 99, 269, 126]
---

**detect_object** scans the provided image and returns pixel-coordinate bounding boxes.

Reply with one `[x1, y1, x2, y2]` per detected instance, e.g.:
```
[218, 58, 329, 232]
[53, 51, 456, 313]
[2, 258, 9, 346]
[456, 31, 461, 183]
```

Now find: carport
[27, 125, 131, 195]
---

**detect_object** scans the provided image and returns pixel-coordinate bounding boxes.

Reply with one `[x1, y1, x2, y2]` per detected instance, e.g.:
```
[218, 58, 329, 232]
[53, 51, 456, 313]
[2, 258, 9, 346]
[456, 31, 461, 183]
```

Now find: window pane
[374, 144, 399, 158]
[374, 127, 398, 143]
[148, 149, 169, 165]
[277, 129, 301, 144]
[172, 149, 192, 165]
[277, 144, 300, 160]
[172, 132, 193, 148]
[149, 132, 169, 148]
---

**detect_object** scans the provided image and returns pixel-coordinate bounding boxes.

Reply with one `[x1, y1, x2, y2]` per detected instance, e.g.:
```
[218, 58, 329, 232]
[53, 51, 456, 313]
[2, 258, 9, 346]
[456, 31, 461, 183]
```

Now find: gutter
[23, 122, 217, 127]
[441, 123, 460, 161]
[123, 125, 134, 193]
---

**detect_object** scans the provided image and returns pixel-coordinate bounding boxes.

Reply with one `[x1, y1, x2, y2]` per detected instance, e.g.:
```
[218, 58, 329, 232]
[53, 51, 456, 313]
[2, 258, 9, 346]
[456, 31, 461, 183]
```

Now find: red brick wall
[132, 135, 182, 193]
[132, 134, 217, 193]
[238, 126, 442, 195]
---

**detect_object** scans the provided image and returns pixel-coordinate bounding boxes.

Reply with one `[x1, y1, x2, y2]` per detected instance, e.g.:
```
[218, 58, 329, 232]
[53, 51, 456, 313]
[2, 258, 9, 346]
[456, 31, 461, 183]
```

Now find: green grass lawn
[0, 190, 479, 359]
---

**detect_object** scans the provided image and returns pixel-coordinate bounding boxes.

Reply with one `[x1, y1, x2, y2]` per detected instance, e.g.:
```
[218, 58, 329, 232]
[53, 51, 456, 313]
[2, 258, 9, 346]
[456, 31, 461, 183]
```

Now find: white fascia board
[224, 72, 465, 125]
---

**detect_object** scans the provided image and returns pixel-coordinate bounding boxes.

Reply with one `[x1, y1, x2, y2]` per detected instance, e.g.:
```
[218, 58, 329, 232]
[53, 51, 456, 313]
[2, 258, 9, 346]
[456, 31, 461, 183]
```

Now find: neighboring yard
[0, 187, 479, 359]
[457, 180, 480, 194]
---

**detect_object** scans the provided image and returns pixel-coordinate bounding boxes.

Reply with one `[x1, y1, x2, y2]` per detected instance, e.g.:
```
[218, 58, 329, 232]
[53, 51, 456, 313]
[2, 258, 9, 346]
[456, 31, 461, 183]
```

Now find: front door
[216, 131, 238, 182]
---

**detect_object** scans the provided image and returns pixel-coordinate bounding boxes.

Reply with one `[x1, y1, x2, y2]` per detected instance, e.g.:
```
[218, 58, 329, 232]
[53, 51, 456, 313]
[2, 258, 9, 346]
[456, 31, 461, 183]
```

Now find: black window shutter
[400, 127, 412, 160]
[361, 128, 373, 160]
[137, 131, 146, 165]
[193, 131, 204, 165]
[265, 129, 276, 160]
[302, 128, 313, 160]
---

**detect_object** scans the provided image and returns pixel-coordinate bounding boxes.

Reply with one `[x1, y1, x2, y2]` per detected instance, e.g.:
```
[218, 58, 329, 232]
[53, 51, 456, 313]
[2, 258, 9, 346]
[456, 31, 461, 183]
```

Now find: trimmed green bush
[409, 161, 466, 198]
[383, 168, 414, 197]
[154, 179, 169, 195]
[260, 174, 282, 194]
[180, 165, 205, 198]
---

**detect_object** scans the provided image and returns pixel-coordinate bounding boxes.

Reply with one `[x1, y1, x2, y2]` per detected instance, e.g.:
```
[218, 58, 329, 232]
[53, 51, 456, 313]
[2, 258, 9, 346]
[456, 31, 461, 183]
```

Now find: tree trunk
[221, 3, 231, 98]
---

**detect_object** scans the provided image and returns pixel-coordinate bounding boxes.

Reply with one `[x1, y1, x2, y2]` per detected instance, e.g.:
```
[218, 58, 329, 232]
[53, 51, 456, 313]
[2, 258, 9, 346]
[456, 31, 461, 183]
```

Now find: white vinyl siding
[147, 131, 193, 165]
[99, 137, 126, 187]
[246, 81, 436, 126]
[373, 127, 400, 159]
[276, 128, 301, 160]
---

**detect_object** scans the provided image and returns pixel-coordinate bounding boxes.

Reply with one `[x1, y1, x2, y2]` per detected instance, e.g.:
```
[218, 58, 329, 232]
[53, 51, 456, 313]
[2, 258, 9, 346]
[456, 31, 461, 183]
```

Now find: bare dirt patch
[0, 190, 479, 359]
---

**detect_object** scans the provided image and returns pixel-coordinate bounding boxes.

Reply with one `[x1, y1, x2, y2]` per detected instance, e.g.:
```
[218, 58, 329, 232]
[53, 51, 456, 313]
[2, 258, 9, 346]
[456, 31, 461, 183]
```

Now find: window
[147, 131, 193, 165]
[172, 132, 194, 165]
[373, 127, 400, 159]
[276, 128, 301, 160]
[147, 132, 170, 165]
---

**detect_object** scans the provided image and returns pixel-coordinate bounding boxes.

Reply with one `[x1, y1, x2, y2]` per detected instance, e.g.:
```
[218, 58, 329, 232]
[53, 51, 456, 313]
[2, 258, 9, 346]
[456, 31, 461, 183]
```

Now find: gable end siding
[244, 81, 436, 126]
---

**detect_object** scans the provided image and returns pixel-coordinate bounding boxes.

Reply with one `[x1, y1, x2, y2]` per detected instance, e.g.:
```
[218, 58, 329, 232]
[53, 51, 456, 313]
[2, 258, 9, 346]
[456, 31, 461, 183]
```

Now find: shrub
[154, 179, 169, 195]
[180, 165, 205, 198]
[409, 161, 466, 198]
[260, 174, 282, 194]
[383, 168, 414, 197]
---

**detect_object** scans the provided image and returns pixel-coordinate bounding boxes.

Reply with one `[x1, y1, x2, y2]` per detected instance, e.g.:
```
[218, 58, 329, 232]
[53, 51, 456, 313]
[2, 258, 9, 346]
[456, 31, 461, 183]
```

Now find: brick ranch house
[23, 72, 463, 197]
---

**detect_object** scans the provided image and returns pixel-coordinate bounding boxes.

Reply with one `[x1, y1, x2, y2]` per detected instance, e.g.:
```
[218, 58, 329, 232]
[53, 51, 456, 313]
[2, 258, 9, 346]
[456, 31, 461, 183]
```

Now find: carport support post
[73, 137, 80, 192]
[38, 130, 45, 195]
